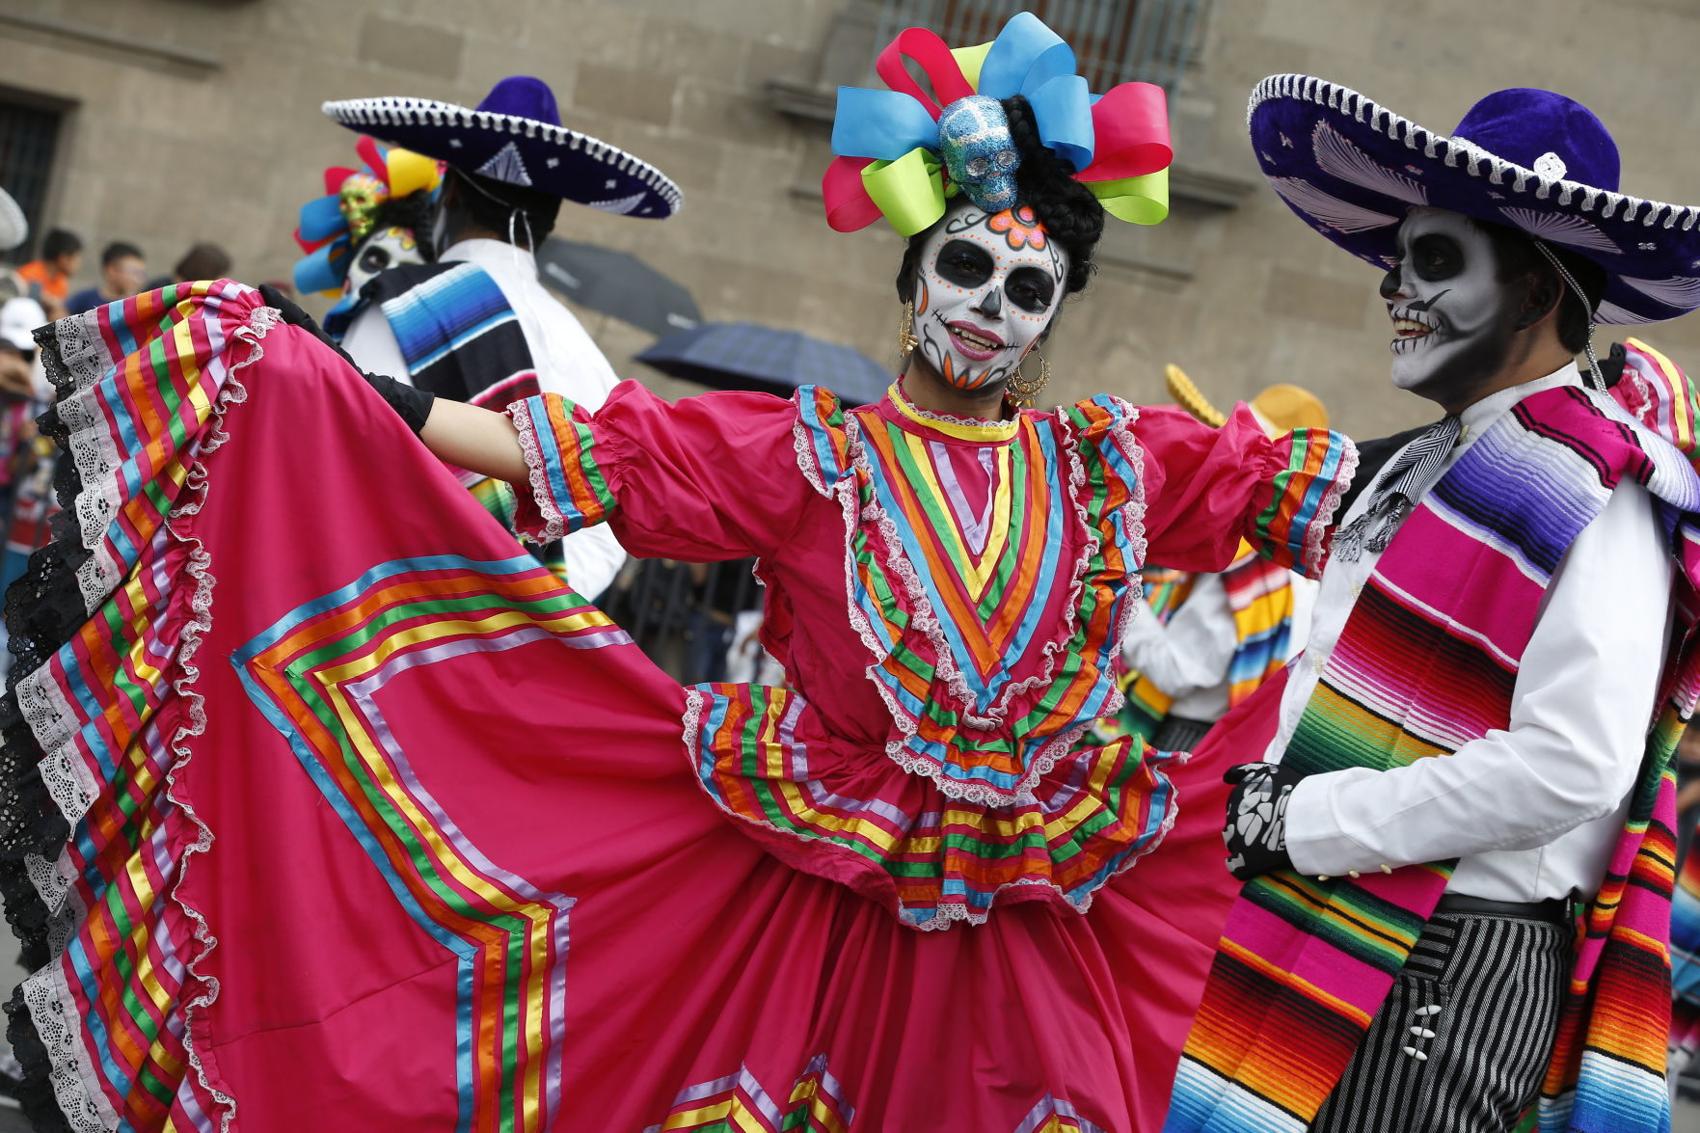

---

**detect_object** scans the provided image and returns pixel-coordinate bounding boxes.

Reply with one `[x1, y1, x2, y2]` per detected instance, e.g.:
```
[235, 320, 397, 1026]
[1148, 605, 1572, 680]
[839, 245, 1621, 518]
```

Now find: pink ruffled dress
[4, 286, 1351, 1133]
[494, 377, 1352, 1128]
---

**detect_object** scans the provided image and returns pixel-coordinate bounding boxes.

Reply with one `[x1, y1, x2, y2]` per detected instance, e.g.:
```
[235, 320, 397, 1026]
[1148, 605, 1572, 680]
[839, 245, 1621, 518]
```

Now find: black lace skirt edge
[0, 318, 105, 1132]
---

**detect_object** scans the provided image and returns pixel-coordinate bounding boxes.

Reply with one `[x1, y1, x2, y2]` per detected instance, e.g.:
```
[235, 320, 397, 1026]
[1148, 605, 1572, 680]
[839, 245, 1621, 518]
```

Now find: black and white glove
[258, 283, 434, 435]
[1222, 762, 1306, 880]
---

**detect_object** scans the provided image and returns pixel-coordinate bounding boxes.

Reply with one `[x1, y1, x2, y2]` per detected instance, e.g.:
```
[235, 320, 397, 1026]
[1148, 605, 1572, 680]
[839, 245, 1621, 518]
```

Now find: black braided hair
[895, 94, 1106, 302]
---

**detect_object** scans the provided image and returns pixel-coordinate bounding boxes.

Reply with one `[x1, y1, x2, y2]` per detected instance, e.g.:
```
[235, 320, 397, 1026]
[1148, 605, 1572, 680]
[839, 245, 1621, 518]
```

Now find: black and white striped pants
[1310, 910, 1571, 1133]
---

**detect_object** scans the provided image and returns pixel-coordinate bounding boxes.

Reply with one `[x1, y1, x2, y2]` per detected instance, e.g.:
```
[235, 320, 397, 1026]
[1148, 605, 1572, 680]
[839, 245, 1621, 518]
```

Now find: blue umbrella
[635, 322, 893, 406]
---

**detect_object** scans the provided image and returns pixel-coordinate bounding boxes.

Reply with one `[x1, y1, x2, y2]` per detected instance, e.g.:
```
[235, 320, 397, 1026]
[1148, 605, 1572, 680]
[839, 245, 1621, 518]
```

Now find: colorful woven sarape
[0, 282, 1349, 1131]
[1166, 381, 1700, 1133]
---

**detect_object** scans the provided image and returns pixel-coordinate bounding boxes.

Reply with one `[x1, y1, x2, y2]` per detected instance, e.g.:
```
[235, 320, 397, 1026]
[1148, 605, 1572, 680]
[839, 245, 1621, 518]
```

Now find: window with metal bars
[0, 90, 66, 264]
[872, 0, 1209, 94]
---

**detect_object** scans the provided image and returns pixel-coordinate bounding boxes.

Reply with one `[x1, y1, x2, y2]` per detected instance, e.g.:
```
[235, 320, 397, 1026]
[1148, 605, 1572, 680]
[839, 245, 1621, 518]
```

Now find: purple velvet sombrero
[1248, 75, 1700, 323]
[323, 76, 682, 220]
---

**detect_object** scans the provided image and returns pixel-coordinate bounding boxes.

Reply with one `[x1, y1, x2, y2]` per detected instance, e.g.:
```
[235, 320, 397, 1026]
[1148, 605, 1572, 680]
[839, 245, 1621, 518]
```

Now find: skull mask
[342, 225, 424, 301]
[938, 95, 1021, 214]
[338, 172, 391, 245]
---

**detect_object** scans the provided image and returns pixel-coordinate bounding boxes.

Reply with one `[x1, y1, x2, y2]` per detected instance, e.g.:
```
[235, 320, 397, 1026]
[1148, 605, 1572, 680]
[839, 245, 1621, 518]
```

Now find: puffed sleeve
[506, 380, 817, 560]
[1136, 403, 1356, 577]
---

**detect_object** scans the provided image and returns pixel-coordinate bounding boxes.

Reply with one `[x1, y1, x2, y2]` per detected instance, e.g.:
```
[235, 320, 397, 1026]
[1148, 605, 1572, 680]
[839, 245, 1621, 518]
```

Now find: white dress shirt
[342, 238, 626, 601]
[1124, 573, 1237, 720]
[1123, 571, 1318, 722]
[1273, 364, 1673, 901]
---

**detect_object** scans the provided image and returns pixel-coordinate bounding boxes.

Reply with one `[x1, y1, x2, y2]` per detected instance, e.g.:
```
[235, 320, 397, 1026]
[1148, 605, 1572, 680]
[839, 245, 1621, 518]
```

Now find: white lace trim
[790, 403, 833, 498]
[15, 299, 273, 1132]
[888, 381, 1020, 433]
[506, 400, 567, 543]
[678, 686, 1184, 931]
[45, 311, 127, 611]
[791, 398, 1153, 806]
[21, 963, 112, 1131]
[1303, 434, 1359, 576]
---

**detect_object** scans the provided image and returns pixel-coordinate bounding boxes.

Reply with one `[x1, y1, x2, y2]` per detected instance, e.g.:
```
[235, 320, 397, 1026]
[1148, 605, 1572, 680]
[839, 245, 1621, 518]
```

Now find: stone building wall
[4, 0, 1700, 435]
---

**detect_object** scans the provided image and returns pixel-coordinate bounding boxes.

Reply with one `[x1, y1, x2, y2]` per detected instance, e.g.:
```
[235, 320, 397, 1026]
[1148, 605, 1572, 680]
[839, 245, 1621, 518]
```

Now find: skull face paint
[343, 225, 424, 301]
[1380, 208, 1521, 405]
[912, 204, 1067, 392]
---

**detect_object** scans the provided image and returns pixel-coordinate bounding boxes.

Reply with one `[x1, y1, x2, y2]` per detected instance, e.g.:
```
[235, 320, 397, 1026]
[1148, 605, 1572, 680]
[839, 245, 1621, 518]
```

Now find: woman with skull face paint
[1171, 80, 1700, 1133]
[0, 18, 1358, 1133]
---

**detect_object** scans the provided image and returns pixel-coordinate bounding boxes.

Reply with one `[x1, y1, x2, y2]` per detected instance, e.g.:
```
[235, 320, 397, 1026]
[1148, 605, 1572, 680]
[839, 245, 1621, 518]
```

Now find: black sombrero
[323, 76, 682, 220]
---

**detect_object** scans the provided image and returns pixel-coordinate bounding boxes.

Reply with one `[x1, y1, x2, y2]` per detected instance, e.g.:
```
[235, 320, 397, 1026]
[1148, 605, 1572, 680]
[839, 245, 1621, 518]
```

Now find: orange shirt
[17, 261, 69, 302]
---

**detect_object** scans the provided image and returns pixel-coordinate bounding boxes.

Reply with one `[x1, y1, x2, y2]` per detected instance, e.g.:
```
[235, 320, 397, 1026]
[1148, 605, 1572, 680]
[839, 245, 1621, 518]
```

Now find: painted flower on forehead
[987, 205, 1046, 251]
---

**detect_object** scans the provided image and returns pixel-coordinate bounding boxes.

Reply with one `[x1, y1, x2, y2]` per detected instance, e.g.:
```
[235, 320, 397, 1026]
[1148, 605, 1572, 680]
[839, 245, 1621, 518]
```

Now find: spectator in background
[16, 228, 81, 319]
[0, 296, 43, 398]
[148, 240, 231, 289]
[65, 241, 146, 316]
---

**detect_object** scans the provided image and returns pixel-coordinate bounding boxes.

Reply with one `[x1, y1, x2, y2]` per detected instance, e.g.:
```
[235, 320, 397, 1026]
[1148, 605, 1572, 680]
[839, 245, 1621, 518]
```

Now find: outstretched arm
[419, 398, 528, 484]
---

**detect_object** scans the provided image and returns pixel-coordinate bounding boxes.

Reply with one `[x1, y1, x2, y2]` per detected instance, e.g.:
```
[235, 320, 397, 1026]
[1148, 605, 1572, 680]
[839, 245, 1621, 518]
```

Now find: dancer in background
[1169, 79, 1700, 1133]
[289, 135, 442, 338]
[1111, 367, 1326, 754]
[0, 15, 1351, 1131]
[329, 75, 680, 602]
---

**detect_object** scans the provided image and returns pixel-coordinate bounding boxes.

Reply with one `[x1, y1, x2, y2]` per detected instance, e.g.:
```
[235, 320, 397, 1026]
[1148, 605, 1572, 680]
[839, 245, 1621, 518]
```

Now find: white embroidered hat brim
[0, 187, 26, 253]
[322, 96, 683, 220]
[1248, 74, 1700, 324]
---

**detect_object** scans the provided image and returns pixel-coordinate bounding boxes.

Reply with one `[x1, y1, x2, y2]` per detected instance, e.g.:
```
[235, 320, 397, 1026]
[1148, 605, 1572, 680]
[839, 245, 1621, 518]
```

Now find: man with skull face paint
[1171, 80, 1700, 1133]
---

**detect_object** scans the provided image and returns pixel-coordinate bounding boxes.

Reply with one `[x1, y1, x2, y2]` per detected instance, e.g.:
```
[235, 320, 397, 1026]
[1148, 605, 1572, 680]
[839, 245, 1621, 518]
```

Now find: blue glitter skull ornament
[938, 95, 1020, 213]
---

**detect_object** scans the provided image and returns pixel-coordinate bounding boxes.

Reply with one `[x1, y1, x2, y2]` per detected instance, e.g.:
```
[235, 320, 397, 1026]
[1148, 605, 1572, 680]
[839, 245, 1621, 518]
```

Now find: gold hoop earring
[898, 300, 919, 359]
[1005, 350, 1050, 409]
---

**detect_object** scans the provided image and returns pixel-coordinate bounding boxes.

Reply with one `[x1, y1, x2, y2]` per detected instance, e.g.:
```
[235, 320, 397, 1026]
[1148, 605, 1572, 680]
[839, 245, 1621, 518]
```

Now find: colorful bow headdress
[292, 135, 442, 297]
[823, 11, 1173, 236]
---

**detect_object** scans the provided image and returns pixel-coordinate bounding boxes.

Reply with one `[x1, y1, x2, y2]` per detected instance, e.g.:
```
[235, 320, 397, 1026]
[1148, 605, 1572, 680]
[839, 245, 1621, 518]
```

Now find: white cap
[0, 188, 24, 252]
[0, 297, 46, 352]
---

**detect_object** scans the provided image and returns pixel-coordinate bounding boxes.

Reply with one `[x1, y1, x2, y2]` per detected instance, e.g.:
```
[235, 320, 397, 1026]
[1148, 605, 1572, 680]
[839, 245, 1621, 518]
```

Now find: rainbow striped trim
[508, 394, 617, 540]
[1618, 337, 1698, 464]
[1014, 1095, 1109, 1133]
[793, 386, 1156, 806]
[684, 682, 1175, 928]
[1168, 385, 1700, 1133]
[5, 281, 281, 1130]
[1252, 427, 1353, 578]
[234, 554, 625, 1133]
[640, 1054, 855, 1133]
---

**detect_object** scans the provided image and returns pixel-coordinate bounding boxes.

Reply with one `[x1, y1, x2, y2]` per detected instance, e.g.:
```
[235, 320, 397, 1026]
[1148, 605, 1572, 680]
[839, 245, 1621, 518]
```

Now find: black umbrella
[636, 322, 893, 406]
[535, 237, 701, 337]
